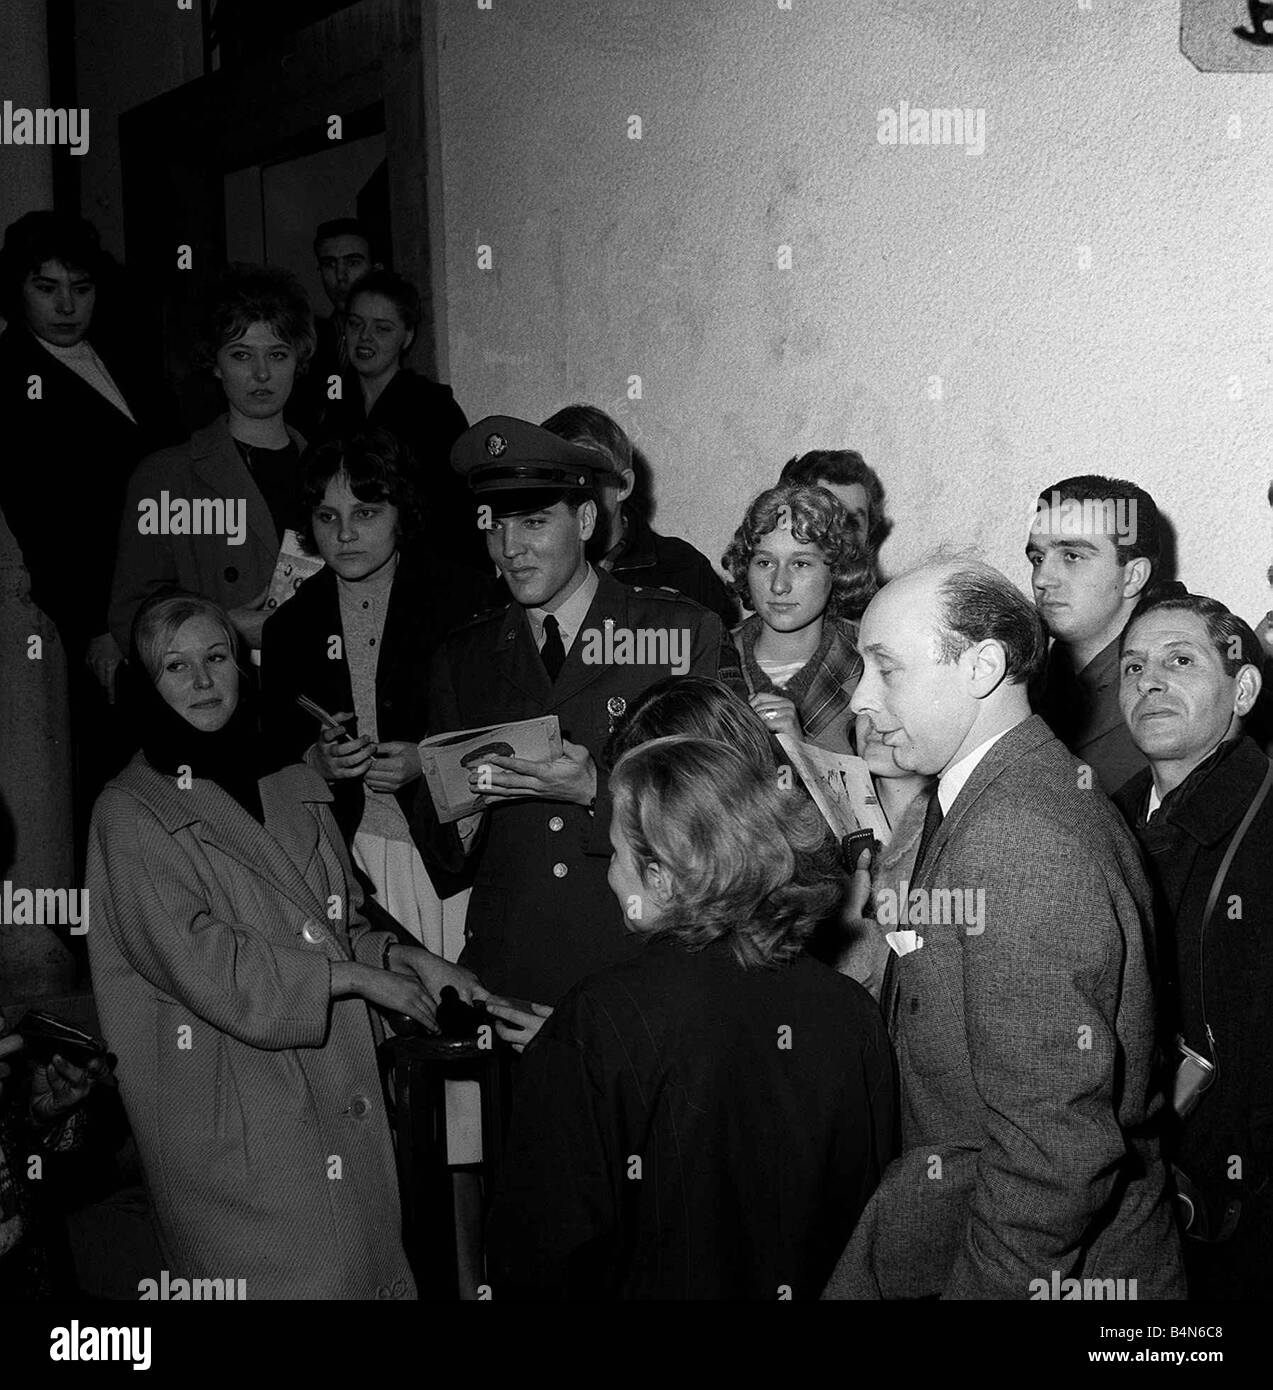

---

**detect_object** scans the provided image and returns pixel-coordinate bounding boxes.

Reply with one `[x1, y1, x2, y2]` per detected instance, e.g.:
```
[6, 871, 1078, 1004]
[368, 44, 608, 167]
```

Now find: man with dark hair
[540, 405, 736, 624]
[1113, 592, 1273, 1299]
[1027, 474, 1161, 793]
[779, 449, 890, 571]
[290, 217, 378, 437]
[412, 416, 734, 1015]
[823, 557, 1183, 1300]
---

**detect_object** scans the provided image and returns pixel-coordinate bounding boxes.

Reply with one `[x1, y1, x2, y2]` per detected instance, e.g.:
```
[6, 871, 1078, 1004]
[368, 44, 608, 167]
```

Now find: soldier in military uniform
[413, 416, 735, 1023]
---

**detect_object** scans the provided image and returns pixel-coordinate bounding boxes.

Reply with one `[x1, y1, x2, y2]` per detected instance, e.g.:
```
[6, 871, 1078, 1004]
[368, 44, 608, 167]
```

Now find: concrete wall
[434, 0, 1273, 623]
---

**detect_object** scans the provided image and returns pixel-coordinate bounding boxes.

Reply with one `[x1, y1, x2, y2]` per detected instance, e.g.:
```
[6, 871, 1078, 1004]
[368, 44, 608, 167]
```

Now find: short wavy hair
[296, 428, 426, 556]
[195, 263, 316, 372]
[609, 735, 840, 968]
[346, 268, 421, 336]
[132, 592, 241, 684]
[779, 449, 891, 553]
[721, 483, 876, 621]
[602, 675, 779, 773]
[0, 210, 115, 321]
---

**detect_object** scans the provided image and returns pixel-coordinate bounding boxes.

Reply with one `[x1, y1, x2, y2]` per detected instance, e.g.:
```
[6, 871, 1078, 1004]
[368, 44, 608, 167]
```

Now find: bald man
[824, 559, 1182, 1301]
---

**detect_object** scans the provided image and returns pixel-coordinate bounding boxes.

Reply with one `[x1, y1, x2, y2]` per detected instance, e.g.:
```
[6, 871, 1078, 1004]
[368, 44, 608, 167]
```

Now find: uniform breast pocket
[897, 940, 965, 1079]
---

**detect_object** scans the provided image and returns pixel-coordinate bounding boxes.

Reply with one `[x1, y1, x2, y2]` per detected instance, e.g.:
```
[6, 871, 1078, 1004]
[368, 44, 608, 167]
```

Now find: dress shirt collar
[937, 727, 1013, 815]
[527, 564, 599, 653]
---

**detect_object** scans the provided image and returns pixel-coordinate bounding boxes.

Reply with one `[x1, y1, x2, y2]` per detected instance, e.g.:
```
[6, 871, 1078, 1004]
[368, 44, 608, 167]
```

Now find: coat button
[391, 1278, 407, 1297]
[224, 566, 239, 583]
[349, 1095, 371, 1118]
[548, 816, 564, 832]
[376, 1284, 391, 1299]
[302, 921, 324, 945]
[552, 862, 568, 878]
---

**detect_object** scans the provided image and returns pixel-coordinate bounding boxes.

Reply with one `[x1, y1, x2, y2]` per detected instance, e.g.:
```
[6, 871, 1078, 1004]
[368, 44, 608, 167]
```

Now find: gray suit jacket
[825, 714, 1184, 1300]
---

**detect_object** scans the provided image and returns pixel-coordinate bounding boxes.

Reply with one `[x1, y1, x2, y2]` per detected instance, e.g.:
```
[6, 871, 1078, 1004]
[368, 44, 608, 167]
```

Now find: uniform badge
[485, 432, 508, 457]
[607, 695, 627, 720]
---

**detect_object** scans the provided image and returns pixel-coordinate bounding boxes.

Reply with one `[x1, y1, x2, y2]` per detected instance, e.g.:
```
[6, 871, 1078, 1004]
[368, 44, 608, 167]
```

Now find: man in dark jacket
[541, 404, 737, 625]
[1114, 590, 1273, 1299]
[412, 416, 735, 1007]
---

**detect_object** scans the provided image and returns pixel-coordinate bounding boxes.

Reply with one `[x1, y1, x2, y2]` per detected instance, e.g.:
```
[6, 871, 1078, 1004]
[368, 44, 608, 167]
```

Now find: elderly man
[824, 557, 1182, 1300]
[1114, 591, 1273, 1300]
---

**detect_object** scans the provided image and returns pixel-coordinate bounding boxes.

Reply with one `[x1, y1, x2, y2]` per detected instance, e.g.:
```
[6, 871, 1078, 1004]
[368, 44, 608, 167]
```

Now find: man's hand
[484, 998, 553, 1054]
[29, 1052, 108, 1126]
[388, 945, 488, 1007]
[839, 844, 873, 928]
[466, 738, 597, 806]
[227, 583, 272, 650]
[86, 632, 124, 704]
[749, 692, 802, 743]
[364, 740, 423, 794]
[311, 714, 375, 781]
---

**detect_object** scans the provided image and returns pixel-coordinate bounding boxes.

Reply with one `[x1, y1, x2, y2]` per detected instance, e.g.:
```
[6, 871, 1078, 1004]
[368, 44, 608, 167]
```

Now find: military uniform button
[548, 816, 564, 832]
[349, 1095, 371, 1118]
[552, 862, 568, 878]
[391, 1279, 407, 1297]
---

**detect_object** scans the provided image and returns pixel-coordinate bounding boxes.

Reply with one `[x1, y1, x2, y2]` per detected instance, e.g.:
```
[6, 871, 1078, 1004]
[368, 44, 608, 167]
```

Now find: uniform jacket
[1115, 736, 1273, 1297]
[259, 556, 498, 892]
[1036, 636, 1147, 795]
[833, 714, 1183, 1299]
[109, 416, 304, 651]
[85, 757, 415, 1300]
[486, 935, 896, 1299]
[412, 568, 735, 1003]
[0, 323, 179, 649]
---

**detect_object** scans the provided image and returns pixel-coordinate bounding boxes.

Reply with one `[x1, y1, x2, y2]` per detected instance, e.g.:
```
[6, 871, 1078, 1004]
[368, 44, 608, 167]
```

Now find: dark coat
[412, 569, 735, 1003]
[318, 367, 481, 570]
[1115, 736, 1273, 1298]
[0, 323, 179, 649]
[846, 715, 1184, 1299]
[258, 556, 498, 892]
[85, 757, 414, 1300]
[486, 935, 896, 1299]
[604, 508, 738, 626]
[109, 416, 304, 652]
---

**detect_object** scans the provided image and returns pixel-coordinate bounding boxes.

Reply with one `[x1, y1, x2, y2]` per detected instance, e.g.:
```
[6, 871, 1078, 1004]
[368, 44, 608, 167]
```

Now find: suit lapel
[493, 603, 553, 705]
[187, 418, 283, 565]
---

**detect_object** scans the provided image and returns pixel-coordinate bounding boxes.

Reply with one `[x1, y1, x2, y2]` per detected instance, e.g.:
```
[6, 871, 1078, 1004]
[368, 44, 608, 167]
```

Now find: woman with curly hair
[485, 735, 895, 1300]
[721, 483, 876, 754]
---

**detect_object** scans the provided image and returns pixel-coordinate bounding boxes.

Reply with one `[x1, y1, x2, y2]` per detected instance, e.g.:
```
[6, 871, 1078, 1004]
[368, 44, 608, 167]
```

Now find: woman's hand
[29, 1052, 108, 1126]
[85, 632, 124, 703]
[483, 998, 553, 1054]
[840, 844, 874, 928]
[364, 740, 423, 794]
[749, 692, 802, 743]
[227, 584, 272, 650]
[388, 945, 488, 1006]
[334, 961, 437, 1030]
[311, 714, 375, 781]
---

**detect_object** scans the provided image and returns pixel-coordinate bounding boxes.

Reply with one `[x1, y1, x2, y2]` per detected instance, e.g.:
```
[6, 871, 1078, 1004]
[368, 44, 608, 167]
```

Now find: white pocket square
[885, 929, 924, 957]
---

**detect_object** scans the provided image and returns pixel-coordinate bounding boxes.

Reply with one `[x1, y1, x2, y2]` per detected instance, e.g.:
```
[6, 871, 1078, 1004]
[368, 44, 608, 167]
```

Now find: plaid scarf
[731, 613, 863, 744]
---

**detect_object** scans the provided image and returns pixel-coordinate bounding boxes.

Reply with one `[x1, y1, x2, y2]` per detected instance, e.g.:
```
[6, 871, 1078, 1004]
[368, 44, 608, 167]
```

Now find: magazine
[419, 716, 563, 823]
[775, 733, 892, 843]
[264, 529, 325, 613]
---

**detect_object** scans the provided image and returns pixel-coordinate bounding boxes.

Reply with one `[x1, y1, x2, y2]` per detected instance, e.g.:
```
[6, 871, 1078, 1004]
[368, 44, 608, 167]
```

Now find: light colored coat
[86, 757, 415, 1300]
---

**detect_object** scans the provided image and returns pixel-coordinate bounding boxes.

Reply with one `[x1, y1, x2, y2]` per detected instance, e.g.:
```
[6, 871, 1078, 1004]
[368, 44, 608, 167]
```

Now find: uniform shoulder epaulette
[451, 602, 509, 632]
[629, 584, 710, 612]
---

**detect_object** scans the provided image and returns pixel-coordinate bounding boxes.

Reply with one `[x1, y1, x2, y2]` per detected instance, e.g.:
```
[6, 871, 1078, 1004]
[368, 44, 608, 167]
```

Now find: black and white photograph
[0, 0, 1269, 1367]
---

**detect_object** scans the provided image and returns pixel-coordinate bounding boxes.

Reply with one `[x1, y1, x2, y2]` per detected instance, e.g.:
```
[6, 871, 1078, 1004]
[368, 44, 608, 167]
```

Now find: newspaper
[419, 716, 563, 823]
[776, 733, 892, 843]
[264, 529, 325, 613]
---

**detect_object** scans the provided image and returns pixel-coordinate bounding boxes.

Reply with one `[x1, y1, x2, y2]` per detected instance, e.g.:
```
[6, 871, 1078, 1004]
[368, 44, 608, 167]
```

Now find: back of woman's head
[603, 675, 778, 772]
[610, 735, 839, 968]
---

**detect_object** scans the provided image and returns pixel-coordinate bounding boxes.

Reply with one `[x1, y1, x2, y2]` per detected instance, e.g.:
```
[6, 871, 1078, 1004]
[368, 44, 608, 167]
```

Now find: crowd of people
[1, 206, 1270, 1301]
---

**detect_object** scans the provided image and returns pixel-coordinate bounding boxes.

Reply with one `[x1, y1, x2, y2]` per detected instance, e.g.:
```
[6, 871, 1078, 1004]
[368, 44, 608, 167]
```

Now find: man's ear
[1122, 556, 1152, 600]
[577, 498, 598, 543]
[1235, 662, 1263, 718]
[617, 469, 636, 505]
[966, 638, 1009, 699]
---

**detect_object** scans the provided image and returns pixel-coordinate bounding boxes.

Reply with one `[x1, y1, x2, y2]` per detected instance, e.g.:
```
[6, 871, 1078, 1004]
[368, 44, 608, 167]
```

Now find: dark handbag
[1170, 757, 1273, 1242]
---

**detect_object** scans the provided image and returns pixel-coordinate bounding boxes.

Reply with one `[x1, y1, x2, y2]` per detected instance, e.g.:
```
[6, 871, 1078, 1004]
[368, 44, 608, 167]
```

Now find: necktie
[911, 789, 945, 882]
[540, 614, 565, 682]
